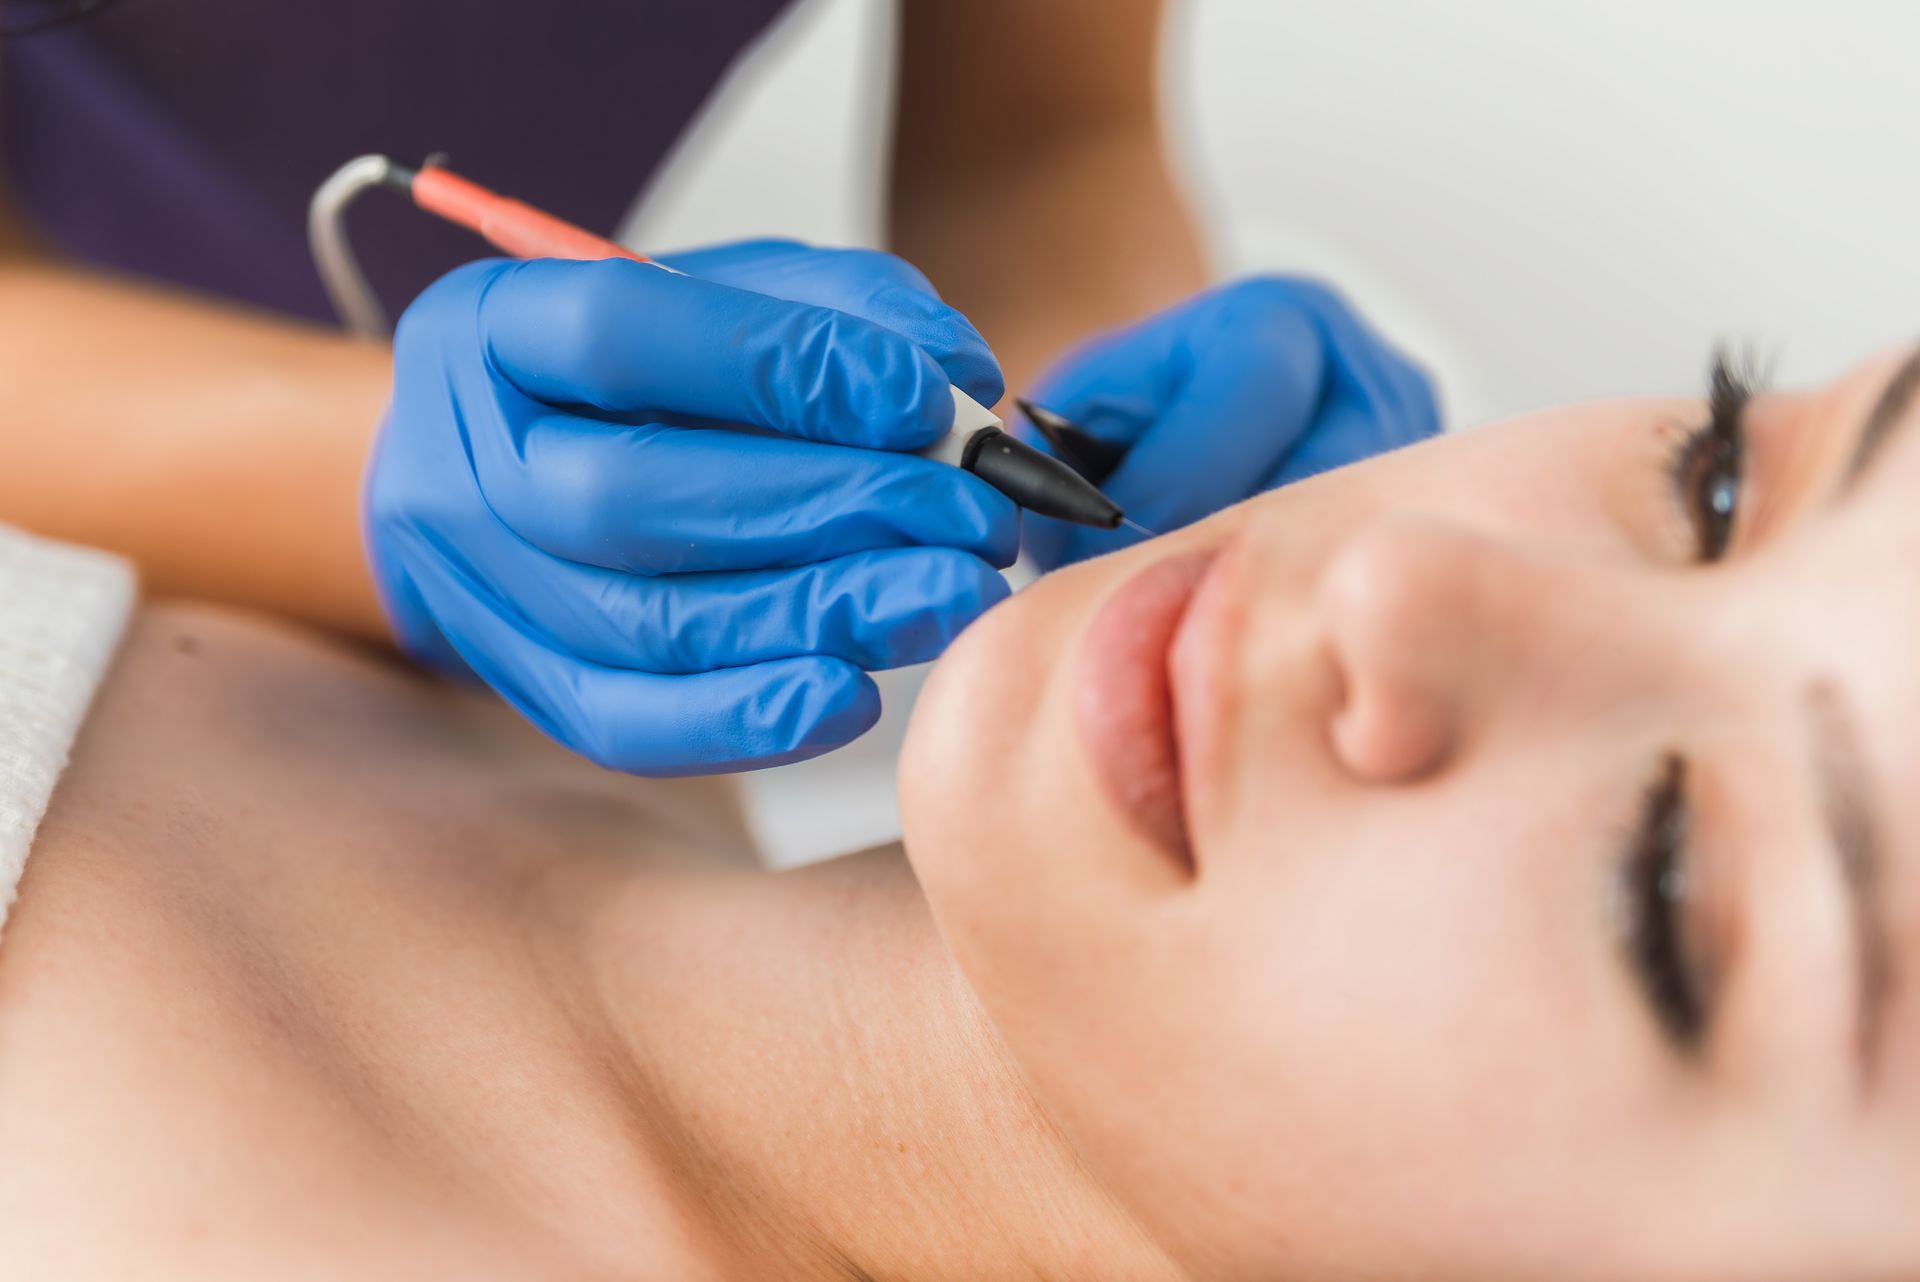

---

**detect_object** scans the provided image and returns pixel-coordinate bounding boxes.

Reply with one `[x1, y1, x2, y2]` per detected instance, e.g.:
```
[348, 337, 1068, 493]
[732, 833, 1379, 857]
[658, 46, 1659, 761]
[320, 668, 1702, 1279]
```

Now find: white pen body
[917, 386, 1004, 467]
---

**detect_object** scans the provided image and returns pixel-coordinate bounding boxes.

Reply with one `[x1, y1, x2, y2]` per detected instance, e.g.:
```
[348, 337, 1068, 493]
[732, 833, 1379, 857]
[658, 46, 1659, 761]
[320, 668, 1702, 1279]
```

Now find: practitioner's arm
[888, 0, 1208, 397]
[889, 1, 1441, 572]
[0, 181, 393, 640]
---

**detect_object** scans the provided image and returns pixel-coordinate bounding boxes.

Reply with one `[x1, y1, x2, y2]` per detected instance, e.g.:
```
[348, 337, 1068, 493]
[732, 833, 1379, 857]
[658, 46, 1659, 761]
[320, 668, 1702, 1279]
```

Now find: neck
[576, 845, 1180, 1282]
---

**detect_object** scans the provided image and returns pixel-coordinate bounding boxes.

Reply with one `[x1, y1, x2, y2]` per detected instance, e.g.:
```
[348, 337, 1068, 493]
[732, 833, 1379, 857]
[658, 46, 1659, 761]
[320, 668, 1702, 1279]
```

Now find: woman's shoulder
[0, 600, 747, 1277]
[0, 602, 491, 1274]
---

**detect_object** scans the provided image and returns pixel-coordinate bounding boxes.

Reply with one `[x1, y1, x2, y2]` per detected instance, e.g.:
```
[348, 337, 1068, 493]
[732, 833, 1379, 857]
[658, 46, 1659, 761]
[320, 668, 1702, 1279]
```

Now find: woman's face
[902, 346, 1920, 1281]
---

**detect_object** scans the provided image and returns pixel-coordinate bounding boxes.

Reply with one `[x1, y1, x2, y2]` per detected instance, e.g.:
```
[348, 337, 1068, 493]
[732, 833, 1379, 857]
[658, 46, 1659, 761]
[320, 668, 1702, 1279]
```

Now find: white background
[622, 0, 1920, 865]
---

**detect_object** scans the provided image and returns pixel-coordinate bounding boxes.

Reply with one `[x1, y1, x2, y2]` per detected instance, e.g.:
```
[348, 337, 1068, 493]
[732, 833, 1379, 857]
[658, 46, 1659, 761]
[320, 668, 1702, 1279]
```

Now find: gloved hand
[366, 240, 1017, 775]
[1020, 276, 1442, 568]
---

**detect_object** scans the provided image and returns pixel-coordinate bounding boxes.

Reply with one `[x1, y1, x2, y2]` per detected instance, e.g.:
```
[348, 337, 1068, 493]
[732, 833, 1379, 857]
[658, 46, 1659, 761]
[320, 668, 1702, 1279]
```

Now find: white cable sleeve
[917, 386, 1004, 466]
[308, 154, 396, 338]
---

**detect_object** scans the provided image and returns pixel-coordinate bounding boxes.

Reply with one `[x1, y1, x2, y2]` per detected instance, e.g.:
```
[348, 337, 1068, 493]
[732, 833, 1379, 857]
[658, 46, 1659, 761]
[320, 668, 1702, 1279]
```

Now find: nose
[1316, 514, 1536, 784]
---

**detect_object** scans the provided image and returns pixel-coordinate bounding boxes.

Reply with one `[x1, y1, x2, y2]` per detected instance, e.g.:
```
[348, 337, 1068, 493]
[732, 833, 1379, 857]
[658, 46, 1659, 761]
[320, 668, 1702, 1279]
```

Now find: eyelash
[1666, 351, 1753, 562]
[1622, 353, 1755, 1056]
[1618, 756, 1713, 1053]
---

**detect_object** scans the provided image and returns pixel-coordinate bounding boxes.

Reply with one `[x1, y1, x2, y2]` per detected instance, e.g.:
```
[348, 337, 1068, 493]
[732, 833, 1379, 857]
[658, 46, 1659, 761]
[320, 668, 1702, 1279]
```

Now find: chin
[900, 535, 1141, 950]
[900, 555, 1063, 895]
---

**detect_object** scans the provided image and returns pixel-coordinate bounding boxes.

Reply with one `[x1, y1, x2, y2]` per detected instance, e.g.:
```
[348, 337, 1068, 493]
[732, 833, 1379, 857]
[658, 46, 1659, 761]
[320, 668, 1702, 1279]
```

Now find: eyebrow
[1841, 343, 1920, 491]
[1804, 681, 1897, 1094]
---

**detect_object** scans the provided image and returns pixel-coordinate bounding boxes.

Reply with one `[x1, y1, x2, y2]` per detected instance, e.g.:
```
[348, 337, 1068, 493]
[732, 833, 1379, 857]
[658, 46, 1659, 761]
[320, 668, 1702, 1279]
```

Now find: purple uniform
[1, 0, 797, 321]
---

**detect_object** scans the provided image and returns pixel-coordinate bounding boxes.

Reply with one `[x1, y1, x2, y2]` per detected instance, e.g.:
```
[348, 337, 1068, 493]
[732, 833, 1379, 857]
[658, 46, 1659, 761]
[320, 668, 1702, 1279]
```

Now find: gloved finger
[472, 408, 1019, 573]
[1022, 315, 1322, 570]
[1283, 280, 1442, 446]
[656, 241, 1002, 406]
[1095, 302, 1327, 535]
[1259, 368, 1439, 490]
[1262, 398, 1392, 487]
[488, 544, 1011, 674]
[402, 551, 882, 773]
[475, 256, 959, 450]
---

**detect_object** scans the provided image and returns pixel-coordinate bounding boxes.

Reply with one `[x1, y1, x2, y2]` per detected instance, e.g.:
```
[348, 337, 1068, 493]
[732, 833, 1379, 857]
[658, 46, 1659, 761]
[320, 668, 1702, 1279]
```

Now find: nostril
[1331, 672, 1454, 783]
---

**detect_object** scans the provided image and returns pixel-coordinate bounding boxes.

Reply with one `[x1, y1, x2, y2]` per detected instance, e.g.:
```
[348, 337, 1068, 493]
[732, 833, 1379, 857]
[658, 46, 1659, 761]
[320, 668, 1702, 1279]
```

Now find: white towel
[0, 526, 136, 944]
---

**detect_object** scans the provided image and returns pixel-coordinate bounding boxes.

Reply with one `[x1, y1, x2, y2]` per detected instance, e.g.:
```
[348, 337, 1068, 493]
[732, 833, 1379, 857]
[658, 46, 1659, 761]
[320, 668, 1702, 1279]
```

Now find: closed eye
[1616, 755, 1715, 1055]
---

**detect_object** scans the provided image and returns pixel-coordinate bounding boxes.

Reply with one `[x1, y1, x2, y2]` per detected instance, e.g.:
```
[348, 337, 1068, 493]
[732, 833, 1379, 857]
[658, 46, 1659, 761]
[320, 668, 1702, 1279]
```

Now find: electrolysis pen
[321, 156, 1136, 533]
[919, 387, 1125, 529]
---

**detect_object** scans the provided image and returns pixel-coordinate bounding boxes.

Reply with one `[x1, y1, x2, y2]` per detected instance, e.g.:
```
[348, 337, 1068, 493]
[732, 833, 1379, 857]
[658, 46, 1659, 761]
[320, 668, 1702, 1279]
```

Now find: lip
[1074, 547, 1223, 873]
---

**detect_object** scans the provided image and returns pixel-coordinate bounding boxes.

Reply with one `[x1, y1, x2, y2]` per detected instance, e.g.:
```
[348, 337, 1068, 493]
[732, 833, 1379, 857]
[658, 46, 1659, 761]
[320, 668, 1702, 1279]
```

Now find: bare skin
[889, 0, 1207, 396]
[0, 602, 1175, 1281]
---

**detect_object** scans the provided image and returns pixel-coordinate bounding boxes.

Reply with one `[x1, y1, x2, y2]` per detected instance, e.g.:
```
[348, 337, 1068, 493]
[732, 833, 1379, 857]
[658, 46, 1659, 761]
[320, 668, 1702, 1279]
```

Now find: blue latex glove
[366, 240, 1017, 775]
[1021, 276, 1442, 567]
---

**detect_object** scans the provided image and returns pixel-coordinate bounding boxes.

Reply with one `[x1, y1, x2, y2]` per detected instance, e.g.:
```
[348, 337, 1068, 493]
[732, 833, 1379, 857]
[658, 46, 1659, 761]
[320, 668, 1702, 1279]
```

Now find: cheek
[1165, 777, 1660, 1280]
[1141, 820, 1521, 1272]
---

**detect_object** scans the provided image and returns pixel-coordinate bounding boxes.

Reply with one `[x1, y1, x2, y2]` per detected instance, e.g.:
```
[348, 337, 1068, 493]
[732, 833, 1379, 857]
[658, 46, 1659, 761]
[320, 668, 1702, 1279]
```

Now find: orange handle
[411, 167, 649, 264]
